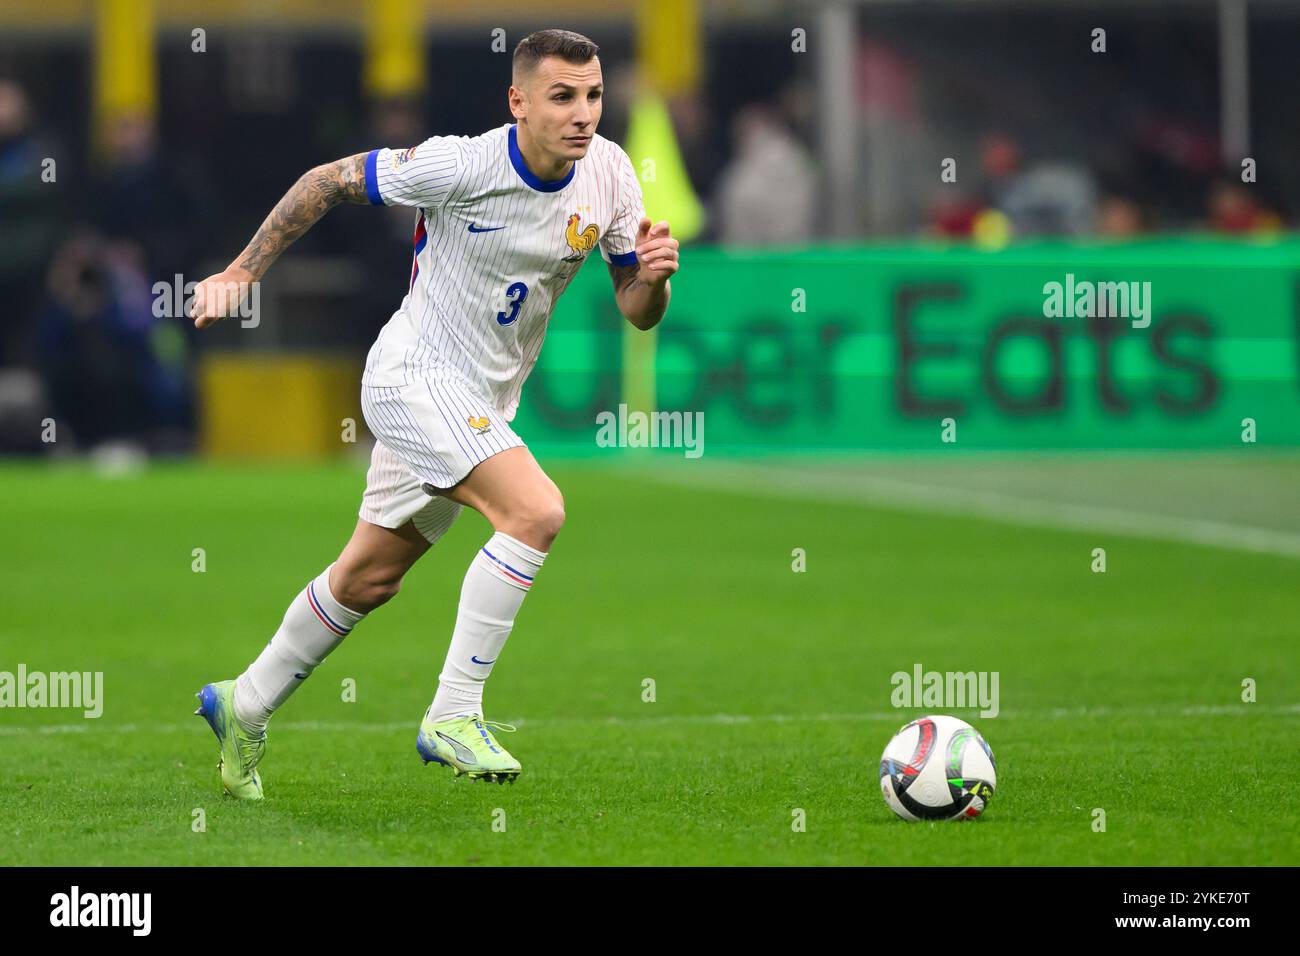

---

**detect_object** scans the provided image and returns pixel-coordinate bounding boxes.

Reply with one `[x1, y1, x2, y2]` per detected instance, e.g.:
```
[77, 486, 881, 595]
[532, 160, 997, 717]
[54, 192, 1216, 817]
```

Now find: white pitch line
[640, 462, 1300, 559]
[1, 703, 1296, 737]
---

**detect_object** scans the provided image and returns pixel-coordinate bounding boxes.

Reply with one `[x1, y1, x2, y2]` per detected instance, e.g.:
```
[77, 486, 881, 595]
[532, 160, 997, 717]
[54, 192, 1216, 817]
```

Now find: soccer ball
[879, 715, 997, 821]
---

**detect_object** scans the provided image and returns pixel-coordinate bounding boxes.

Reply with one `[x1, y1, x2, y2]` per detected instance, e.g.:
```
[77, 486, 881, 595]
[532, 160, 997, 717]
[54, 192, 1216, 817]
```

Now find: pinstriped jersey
[360, 122, 645, 423]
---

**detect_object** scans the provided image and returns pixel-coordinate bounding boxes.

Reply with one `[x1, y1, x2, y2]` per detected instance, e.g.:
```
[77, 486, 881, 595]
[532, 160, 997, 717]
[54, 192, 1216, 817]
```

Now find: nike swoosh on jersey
[467, 223, 507, 233]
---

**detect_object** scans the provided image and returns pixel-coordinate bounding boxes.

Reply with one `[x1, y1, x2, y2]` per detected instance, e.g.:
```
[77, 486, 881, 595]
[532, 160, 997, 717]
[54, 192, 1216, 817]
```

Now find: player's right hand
[189, 267, 256, 330]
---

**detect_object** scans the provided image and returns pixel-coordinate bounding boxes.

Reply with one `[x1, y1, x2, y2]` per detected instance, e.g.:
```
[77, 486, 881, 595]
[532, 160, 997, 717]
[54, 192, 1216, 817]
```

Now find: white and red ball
[879, 715, 997, 821]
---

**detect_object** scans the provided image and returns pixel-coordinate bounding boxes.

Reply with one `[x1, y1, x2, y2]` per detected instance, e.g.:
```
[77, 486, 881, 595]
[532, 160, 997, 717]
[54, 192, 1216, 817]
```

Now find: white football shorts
[358, 374, 525, 541]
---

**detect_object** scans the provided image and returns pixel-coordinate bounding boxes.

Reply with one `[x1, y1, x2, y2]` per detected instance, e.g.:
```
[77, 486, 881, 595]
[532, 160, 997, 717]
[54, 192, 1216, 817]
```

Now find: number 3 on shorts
[496, 281, 529, 326]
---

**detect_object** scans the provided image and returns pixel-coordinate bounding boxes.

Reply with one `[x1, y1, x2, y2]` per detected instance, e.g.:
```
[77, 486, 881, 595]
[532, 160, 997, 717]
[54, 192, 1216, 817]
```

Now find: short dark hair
[512, 29, 599, 85]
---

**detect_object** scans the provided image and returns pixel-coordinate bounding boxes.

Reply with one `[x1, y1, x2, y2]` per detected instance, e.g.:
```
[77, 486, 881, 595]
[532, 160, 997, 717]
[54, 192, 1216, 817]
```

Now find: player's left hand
[635, 217, 679, 285]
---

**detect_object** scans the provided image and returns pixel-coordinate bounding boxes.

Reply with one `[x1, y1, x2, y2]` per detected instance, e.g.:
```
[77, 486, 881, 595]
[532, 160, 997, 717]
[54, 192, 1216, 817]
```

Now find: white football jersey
[360, 122, 646, 422]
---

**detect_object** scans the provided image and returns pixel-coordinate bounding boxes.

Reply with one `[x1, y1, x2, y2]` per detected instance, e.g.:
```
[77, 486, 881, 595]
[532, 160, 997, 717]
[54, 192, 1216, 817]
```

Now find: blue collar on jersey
[508, 123, 577, 192]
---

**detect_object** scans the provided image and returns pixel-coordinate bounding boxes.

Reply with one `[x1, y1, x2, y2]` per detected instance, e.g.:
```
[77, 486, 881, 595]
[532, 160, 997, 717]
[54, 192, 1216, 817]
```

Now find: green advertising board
[510, 237, 1300, 452]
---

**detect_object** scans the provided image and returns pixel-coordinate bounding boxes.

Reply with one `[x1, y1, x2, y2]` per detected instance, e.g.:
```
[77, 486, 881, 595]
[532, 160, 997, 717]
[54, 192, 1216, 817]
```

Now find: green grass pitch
[1, 453, 1297, 865]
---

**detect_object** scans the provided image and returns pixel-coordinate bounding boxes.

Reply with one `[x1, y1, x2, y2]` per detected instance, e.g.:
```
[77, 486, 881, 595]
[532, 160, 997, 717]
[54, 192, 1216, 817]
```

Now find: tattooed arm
[189, 154, 371, 329]
[608, 261, 670, 331]
[609, 217, 679, 331]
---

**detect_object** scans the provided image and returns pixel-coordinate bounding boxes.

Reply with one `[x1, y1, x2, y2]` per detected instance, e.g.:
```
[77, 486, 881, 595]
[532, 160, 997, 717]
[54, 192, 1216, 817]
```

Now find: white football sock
[234, 563, 365, 733]
[426, 531, 546, 723]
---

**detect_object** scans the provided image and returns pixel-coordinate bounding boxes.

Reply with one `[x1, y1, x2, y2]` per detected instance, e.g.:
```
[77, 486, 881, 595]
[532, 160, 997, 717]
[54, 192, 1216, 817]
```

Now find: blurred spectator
[0, 78, 62, 366]
[856, 36, 923, 235]
[35, 231, 193, 451]
[927, 195, 983, 238]
[1096, 196, 1145, 237]
[714, 102, 817, 246]
[669, 89, 725, 237]
[981, 133, 1099, 237]
[1206, 180, 1282, 234]
[91, 112, 210, 284]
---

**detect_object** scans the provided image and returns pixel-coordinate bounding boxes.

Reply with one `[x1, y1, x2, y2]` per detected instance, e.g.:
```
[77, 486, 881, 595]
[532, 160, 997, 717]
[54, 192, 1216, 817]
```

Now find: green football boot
[416, 712, 521, 784]
[194, 680, 266, 800]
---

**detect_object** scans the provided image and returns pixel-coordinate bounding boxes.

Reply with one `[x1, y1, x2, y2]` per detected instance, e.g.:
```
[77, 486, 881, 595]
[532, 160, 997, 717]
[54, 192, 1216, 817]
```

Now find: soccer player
[189, 29, 678, 797]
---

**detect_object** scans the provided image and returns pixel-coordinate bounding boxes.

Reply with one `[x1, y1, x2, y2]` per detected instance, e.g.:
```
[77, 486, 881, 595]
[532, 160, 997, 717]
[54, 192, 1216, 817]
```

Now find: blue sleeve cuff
[608, 250, 638, 266]
[364, 149, 384, 206]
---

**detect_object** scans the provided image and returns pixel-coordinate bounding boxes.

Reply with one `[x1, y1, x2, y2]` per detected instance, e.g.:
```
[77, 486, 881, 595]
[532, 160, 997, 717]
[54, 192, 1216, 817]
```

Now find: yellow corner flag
[624, 92, 705, 242]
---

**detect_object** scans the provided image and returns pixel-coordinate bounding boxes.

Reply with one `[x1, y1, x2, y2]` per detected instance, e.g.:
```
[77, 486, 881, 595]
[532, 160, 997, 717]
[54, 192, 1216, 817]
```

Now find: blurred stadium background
[2, 0, 1300, 462]
[1, 1, 1298, 865]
